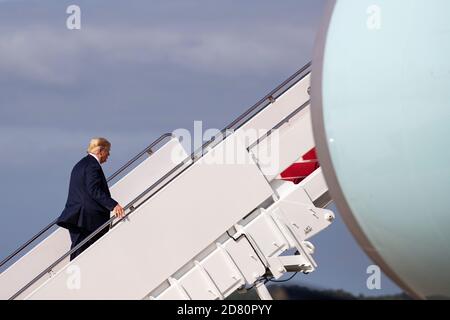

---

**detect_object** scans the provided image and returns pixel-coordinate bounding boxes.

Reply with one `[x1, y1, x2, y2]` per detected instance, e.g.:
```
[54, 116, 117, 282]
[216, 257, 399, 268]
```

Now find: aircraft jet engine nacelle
[311, 0, 450, 299]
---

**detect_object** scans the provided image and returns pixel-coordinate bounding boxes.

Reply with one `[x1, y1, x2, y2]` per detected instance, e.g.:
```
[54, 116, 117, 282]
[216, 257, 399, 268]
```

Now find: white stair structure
[0, 62, 334, 300]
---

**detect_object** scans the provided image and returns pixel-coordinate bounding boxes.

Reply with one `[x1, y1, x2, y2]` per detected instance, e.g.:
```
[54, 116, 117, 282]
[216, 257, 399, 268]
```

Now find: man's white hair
[87, 137, 111, 154]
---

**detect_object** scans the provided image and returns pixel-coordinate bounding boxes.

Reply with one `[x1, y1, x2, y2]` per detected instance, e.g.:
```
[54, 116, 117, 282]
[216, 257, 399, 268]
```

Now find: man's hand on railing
[113, 204, 125, 219]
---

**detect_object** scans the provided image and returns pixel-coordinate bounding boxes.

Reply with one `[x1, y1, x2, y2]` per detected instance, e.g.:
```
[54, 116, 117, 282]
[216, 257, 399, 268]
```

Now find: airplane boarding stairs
[0, 62, 335, 300]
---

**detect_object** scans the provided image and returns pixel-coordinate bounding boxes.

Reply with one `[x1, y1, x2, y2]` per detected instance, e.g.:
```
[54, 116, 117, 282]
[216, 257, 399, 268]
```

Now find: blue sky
[0, 0, 402, 297]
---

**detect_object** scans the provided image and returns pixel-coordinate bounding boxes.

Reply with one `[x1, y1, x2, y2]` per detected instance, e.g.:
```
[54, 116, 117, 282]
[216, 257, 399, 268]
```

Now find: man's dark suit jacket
[57, 154, 118, 233]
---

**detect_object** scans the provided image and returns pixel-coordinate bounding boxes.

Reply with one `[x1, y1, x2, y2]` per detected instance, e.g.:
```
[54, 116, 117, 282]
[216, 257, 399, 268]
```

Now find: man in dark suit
[57, 138, 124, 261]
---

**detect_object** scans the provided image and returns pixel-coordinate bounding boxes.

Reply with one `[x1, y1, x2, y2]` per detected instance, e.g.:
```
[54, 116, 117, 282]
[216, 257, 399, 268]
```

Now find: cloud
[0, 23, 313, 85]
[0, 27, 83, 85]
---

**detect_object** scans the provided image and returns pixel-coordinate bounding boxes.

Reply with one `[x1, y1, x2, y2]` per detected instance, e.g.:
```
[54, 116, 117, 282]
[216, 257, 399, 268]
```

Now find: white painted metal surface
[110, 139, 188, 206]
[249, 105, 314, 181]
[238, 74, 311, 145]
[151, 169, 332, 300]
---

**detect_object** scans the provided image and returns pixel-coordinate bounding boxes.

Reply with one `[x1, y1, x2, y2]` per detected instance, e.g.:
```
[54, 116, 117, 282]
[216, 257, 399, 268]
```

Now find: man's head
[87, 137, 111, 164]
